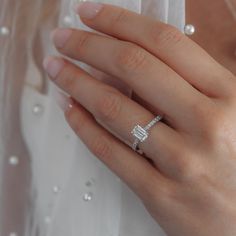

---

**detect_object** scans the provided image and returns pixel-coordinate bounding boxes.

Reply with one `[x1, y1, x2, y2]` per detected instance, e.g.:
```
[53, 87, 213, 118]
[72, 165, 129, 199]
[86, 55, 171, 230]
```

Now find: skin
[186, 0, 236, 76]
[43, 2, 236, 236]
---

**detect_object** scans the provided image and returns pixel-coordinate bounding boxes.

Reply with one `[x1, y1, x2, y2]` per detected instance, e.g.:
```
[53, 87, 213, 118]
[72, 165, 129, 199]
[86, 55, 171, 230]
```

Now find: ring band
[131, 115, 163, 152]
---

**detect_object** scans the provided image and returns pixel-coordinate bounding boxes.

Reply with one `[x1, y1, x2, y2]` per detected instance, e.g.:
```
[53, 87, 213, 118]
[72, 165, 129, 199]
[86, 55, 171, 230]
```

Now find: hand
[43, 2, 236, 236]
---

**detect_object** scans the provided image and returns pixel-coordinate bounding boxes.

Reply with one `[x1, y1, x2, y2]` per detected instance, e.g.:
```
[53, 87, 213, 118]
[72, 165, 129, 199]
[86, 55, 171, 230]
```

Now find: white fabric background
[0, 1, 185, 235]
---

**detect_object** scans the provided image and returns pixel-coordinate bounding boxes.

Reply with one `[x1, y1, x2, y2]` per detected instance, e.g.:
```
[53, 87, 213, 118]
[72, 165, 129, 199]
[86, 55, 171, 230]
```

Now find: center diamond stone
[132, 125, 148, 142]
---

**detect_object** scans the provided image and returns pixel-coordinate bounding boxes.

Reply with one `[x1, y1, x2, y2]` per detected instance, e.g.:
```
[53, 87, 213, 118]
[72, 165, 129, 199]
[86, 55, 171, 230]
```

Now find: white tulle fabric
[0, 1, 185, 236]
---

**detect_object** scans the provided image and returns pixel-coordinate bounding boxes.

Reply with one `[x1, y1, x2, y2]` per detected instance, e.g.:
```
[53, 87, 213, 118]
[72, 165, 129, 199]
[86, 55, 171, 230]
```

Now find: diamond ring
[131, 115, 163, 152]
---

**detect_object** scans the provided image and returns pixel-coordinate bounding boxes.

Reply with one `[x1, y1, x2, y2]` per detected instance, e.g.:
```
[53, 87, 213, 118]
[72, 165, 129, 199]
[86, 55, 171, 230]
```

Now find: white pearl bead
[9, 233, 17, 236]
[83, 192, 93, 201]
[52, 185, 61, 194]
[0, 26, 10, 36]
[63, 16, 73, 26]
[184, 24, 195, 36]
[32, 104, 44, 115]
[9, 156, 19, 166]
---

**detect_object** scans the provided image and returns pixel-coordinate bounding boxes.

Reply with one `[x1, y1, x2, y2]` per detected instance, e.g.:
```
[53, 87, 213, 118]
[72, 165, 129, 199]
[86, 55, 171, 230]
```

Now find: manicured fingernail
[43, 56, 65, 78]
[74, 2, 103, 19]
[50, 28, 72, 48]
[57, 93, 74, 113]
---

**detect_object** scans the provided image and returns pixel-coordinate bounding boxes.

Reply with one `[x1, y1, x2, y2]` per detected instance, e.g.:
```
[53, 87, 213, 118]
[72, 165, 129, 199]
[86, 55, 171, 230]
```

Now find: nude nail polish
[74, 2, 104, 19]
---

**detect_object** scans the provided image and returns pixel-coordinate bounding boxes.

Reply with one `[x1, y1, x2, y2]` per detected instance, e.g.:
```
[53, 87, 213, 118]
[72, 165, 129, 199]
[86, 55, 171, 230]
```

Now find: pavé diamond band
[131, 115, 163, 152]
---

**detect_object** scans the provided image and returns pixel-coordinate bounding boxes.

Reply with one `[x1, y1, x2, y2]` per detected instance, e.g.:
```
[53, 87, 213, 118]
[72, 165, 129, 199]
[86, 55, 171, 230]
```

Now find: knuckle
[176, 154, 205, 183]
[116, 44, 149, 72]
[96, 88, 122, 122]
[192, 100, 227, 145]
[57, 66, 77, 91]
[74, 31, 90, 53]
[109, 8, 129, 29]
[151, 23, 184, 50]
[90, 135, 112, 160]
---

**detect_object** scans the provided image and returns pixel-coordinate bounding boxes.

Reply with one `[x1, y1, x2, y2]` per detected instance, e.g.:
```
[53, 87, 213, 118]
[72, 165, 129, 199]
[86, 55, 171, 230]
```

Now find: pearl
[0, 26, 10, 36]
[52, 185, 61, 194]
[44, 216, 52, 224]
[184, 24, 195, 36]
[32, 104, 44, 116]
[83, 192, 93, 201]
[63, 16, 73, 26]
[8, 156, 19, 166]
[9, 233, 17, 236]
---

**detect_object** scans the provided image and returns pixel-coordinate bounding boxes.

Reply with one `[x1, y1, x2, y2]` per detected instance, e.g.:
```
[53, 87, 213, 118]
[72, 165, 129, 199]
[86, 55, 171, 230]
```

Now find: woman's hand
[43, 2, 236, 236]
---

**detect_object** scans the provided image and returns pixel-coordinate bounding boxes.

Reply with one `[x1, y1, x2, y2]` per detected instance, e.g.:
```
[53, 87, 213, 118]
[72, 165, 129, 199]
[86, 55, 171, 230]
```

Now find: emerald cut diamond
[131, 125, 148, 142]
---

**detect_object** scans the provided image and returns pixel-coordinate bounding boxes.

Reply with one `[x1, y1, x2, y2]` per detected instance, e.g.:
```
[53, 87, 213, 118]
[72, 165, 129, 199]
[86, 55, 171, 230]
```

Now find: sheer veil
[0, 0, 185, 235]
[0, 1, 60, 235]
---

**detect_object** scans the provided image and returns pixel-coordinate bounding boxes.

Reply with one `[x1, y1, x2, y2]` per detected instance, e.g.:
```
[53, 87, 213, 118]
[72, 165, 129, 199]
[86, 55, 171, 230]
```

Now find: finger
[63, 97, 171, 203]
[75, 2, 235, 98]
[50, 28, 207, 131]
[44, 56, 187, 178]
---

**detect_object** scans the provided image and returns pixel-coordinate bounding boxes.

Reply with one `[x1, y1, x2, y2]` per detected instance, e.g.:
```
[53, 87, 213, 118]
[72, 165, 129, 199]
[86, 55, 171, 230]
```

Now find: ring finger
[43, 56, 186, 178]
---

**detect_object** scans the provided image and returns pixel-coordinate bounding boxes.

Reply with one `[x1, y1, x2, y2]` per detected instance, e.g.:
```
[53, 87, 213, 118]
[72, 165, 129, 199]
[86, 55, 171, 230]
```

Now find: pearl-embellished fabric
[184, 24, 195, 35]
[0, 1, 185, 236]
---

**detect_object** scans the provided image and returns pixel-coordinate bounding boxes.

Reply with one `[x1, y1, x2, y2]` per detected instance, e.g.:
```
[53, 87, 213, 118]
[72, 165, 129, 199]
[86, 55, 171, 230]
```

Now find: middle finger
[51, 28, 209, 131]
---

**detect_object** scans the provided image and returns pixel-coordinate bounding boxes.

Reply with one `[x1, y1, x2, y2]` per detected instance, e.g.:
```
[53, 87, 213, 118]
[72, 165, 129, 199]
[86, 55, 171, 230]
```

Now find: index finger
[75, 2, 235, 98]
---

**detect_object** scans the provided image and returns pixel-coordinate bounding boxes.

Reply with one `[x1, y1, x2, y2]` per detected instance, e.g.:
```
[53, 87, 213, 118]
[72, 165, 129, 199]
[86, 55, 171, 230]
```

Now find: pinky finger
[63, 97, 171, 203]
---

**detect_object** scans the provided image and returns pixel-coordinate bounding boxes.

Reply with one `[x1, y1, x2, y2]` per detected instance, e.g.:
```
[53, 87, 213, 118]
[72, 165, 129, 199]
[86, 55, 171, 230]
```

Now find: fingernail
[58, 94, 74, 113]
[74, 2, 103, 19]
[43, 56, 65, 78]
[50, 28, 72, 48]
